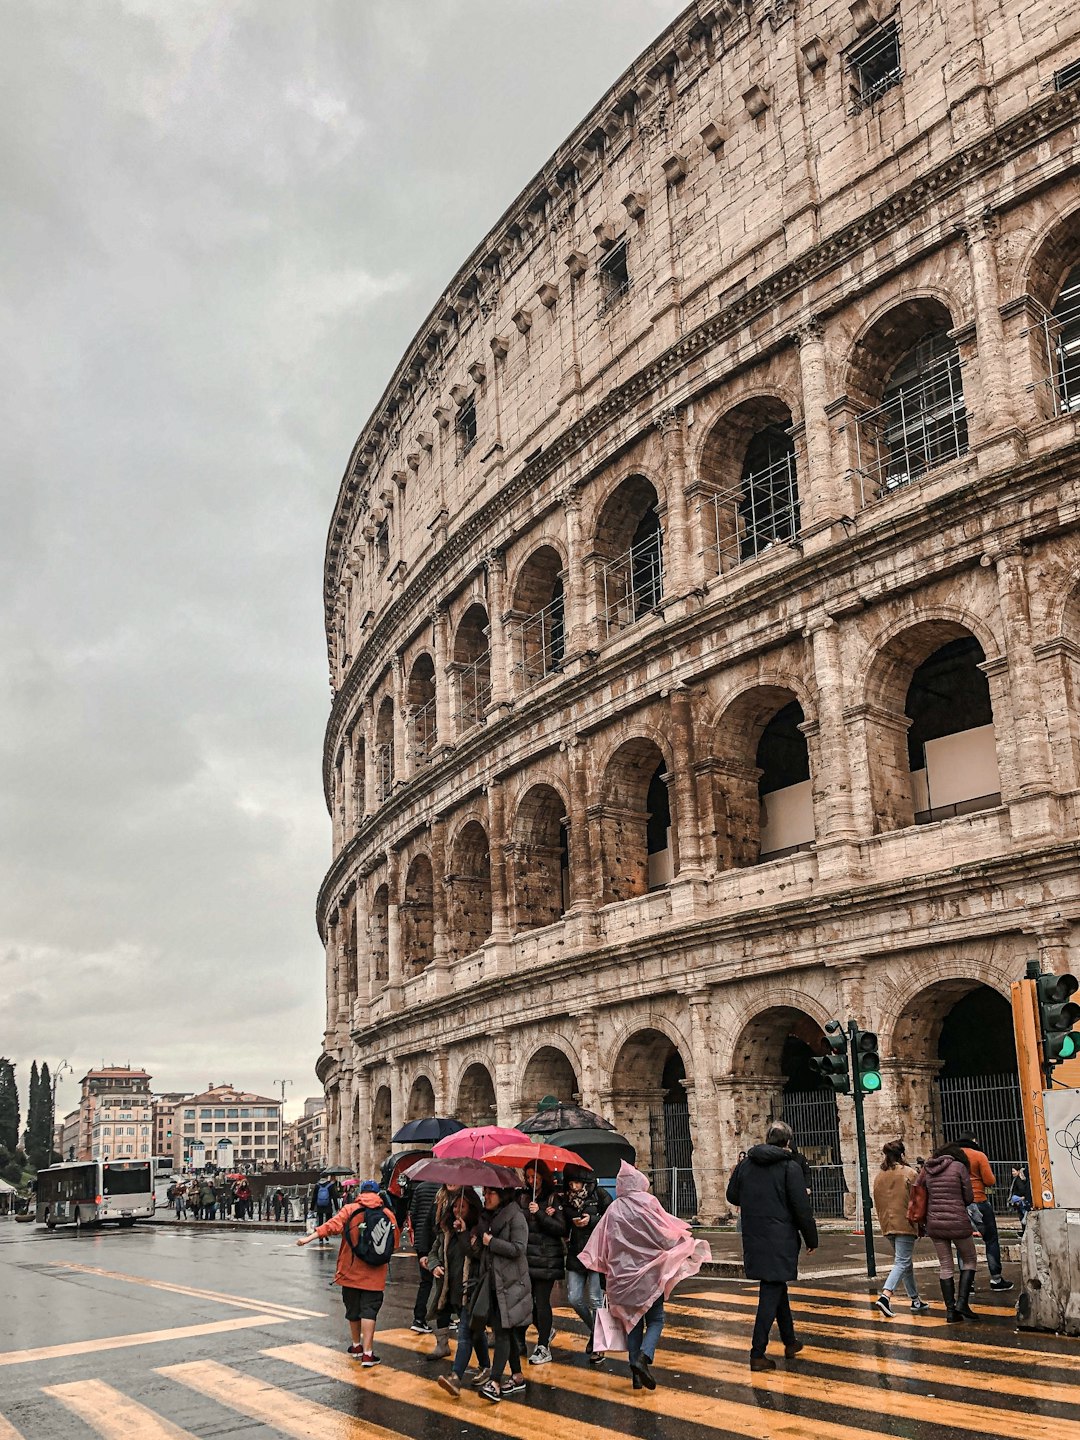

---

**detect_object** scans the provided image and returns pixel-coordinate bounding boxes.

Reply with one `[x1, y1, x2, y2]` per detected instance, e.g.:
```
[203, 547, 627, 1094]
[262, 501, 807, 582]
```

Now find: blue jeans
[975, 1200, 1002, 1278]
[452, 1308, 490, 1380]
[566, 1269, 602, 1345]
[883, 1233, 919, 1299]
[627, 1295, 664, 1366]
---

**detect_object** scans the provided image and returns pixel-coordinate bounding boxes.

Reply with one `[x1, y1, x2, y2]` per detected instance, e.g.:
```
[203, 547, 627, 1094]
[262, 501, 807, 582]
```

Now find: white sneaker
[529, 1345, 552, 1365]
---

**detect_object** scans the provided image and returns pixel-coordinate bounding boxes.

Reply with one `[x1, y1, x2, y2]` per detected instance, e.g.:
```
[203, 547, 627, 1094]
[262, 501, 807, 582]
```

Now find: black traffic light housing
[1035, 971, 1080, 1067]
[810, 1019, 851, 1094]
[853, 1028, 882, 1094]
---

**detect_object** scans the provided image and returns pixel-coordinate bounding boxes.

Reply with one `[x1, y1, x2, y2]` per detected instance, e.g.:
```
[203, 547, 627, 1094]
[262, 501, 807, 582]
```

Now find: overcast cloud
[0, 0, 684, 1124]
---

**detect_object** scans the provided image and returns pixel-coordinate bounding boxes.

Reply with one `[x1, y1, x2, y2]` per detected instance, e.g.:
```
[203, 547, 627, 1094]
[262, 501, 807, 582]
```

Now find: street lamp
[273, 1078, 292, 1173]
[49, 1060, 72, 1164]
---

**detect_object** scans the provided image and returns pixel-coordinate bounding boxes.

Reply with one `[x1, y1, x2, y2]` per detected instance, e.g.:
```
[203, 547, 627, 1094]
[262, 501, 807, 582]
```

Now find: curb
[147, 1217, 306, 1234]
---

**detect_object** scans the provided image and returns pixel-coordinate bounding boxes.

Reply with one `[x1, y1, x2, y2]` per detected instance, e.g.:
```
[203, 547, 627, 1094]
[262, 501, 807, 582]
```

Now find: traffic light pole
[848, 1020, 876, 1280]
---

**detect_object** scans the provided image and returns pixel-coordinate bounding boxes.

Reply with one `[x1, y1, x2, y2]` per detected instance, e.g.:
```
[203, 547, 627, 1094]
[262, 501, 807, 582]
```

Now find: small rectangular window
[456, 398, 477, 456]
[375, 519, 390, 570]
[848, 22, 902, 112]
[1055, 57, 1080, 91]
[598, 239, 630, 311]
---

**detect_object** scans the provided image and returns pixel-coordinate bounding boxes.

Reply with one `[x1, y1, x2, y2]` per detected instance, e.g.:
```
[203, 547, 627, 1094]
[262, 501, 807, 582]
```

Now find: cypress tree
[26, 1061, 39, 1153]
[0, 1059, 19, 1153]
[39, 1062, 53, 1163]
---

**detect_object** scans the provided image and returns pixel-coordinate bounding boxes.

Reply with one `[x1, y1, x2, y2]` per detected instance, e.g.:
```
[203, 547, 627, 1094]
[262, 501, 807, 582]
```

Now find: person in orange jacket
[298, 1179, 400, 1366]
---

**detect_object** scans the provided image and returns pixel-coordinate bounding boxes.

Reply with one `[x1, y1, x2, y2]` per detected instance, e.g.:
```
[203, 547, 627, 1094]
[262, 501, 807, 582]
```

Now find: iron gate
[649, 1102, 698, 1217]
[935, 1071, 1024, 1215]
[781, 1088, 847, 1219]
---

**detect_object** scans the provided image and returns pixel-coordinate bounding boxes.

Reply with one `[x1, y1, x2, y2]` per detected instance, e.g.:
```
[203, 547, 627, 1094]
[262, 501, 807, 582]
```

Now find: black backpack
[346, 1205, 396, 1265]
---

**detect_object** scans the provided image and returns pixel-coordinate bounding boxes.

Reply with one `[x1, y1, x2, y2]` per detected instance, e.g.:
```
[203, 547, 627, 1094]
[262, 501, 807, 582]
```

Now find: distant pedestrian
[581, 1161, 710, 1391]
[199, 1179, 215, 1220]
[171, 1183, 187, 1220]
[563, 1166, 610, 1363]
[297, 1178, 398, 1367]
[272, 1187, 288, 1222]
[1008, 1167, 1032, 1232]
[956, 1134, 1013, 1292]
[407, 1178, 441, 1335]
[871, 1140, 930, 1317]
[520, 1162, 568, 1365]
[235, 1179, 253, 1220]
[310, 1175, 336, 1245]
[475, 1185, 532, 1403]
[726, 1121, 817, 1371]
[920, 1143, 977, 1322]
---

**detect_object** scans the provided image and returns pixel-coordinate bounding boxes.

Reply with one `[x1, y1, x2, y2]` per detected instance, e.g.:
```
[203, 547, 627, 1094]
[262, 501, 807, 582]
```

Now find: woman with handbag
[436, 1195, 493, 1398]
[920, 1143, 977, 1323]
[871, 1140, 931, 1317]
[476, 1185, 532, 1403]
[424, 1185, 480, 1362]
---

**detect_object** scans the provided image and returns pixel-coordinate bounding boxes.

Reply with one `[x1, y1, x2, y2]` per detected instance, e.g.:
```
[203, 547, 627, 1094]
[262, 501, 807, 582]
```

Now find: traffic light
[1036, 972, 1080, 1066]
[854, 1029, 882, 1093]
[810, 1019, 850, 1094]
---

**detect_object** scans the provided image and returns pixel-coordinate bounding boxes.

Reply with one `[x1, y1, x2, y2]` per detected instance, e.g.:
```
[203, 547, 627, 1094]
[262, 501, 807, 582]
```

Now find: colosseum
[317, 0, 1080, 1221]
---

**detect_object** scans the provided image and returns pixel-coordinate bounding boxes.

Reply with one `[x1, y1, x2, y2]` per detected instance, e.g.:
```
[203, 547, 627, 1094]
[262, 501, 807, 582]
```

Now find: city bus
[35, 1160, 155, 1229]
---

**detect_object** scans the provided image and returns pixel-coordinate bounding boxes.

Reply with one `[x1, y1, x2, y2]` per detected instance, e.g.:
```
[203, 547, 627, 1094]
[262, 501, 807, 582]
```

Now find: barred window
[1051, 263, 1080, 412]
[1054, 57, 1080, 92]
[878, 330, 968, 490]
[848, 22, 902, 112]
[456, 397, 477, 456]
[598, 239, 630, 311]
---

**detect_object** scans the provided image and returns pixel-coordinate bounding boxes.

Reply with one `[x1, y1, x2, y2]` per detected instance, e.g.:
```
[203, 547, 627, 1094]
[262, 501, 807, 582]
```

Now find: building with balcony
[77, 1066, 153, 1164]
[318, 0, 1080, 1219]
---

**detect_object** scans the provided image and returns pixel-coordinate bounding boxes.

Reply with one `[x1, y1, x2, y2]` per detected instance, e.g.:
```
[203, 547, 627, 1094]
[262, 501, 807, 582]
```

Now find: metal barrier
[598, 530, 663, 636]
[512, 597, 565, 688]
[454, 653, 491, 731]
[705, 449, 800, 572]
[936, 1071, 1025, 1216]
[854, 351, 968, 502]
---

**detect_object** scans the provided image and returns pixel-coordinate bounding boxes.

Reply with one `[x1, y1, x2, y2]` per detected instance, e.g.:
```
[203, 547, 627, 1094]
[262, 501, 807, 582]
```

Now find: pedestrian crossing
[2, 1280, 1078, 1440]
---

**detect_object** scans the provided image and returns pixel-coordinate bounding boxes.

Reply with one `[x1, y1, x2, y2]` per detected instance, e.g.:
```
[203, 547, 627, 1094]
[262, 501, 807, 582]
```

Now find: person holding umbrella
[519, 1162, 568, 1366]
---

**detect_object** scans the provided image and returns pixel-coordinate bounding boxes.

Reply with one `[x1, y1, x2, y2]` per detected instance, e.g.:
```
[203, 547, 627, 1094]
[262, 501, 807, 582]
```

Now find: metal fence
[705, 451, 800, 572]
[648, 1102, 698, 1218]
[512, 597, 565, 688]
[854, 351, 969, 502]
[454, 652, 491, 732]
[374, 743, 394, 803]
[410, 699, 437, 762]
[599, 529, 664, 636]
[1025, 283, 1080, 417]
[935, 1071, 1025, 1215]
[781, 1088, 847, 1219]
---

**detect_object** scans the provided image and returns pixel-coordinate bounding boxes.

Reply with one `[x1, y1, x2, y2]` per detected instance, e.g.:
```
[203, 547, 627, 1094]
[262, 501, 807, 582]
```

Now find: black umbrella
[544, 1127, 636, 1179]
[519, 1103, 616, 1135]
[391, 1116, 466, 1145]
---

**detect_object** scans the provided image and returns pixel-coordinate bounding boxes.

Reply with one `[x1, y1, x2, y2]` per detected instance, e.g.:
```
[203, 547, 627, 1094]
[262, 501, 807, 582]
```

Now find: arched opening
[407, 654, 437, 762]
[446, 820, 492, 961]
[731, 1006, 845, 1217]
[594, 476, 664, 636]
[1050, 260, 1080, 412]
[402, 855, 434, 973]
[456, 1063, 497, 1127]
[906, 636, 999, 824]
[519, 1047, 579, 1117]
[610, 1029, 694, 1215]
[599, 738, 673, 904]
[711, 685, 811, 869]
[351, 1091, 361, 1172]
[893, 979, 1019, 1207]
[1022, 212, 1080, 418]
[372, 1085, 392, 1162]
[406, 1075, 436, 1123]
[349, 730, 366, 824]
[370, 884, 390, 988]
[757, 700, 813, 860]
[701, 399, 800, 575]
[342, 894, 358, 1001]
[849, 299, 967, 503]
[452, 603, 491, 733]
[510, 545, 566, 689]
[511, 784, 570, 931]
[375, 697, 395, 802]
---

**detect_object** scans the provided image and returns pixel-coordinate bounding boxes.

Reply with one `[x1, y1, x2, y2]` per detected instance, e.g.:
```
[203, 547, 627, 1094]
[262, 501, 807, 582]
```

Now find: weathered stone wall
[317, 0, 1080, 1219]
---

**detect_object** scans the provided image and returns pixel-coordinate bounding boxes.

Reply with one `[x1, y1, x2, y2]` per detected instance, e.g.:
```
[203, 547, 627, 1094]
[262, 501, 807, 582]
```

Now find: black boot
[956, 1269, 977, 1321]
[939, 1277, 964, 1323]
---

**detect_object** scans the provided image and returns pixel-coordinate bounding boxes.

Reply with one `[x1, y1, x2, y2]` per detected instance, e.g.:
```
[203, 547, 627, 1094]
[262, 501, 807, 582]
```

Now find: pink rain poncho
[578, 1162, 712, 1330]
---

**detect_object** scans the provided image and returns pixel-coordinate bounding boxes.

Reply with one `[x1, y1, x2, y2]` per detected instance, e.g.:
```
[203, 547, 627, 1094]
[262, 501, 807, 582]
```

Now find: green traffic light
[861, 1071, 883, 1092]
[1061, 1033, 1077, 1060]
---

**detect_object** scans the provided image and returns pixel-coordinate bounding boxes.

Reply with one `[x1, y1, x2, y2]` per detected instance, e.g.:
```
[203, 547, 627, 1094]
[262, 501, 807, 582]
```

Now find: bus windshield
[103, 1162, 153, 1197]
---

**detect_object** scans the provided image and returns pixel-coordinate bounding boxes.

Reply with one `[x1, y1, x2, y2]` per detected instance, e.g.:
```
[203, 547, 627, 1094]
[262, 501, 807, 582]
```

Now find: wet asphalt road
[1, 1217, 1078, 1439]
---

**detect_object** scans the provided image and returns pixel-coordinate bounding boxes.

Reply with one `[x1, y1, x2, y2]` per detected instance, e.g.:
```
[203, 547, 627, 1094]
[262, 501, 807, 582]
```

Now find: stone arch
[710, 681, 814, 869]
[510, 781, 570, 932]
[402, 853, 434, 973]
[407, 653, 437, 760]
[452, 601, 491, 732]
[372, 1084, 392, 1160]
[699, 395, 800, 576]
[456, 1061, 497, 1127]
[369, 882, 390, 988]
[598, 735, 674, 903]
[1019, 203, 1080, 314]
[375, 695, 395, 799]
[518, 1044, 580, 1117]
[446, 818, 492, 961]
[509, 543, 566, 687]
[860, 615, 1001, 833]
[406, 1074, 436, 1122]
[608, 1025, 693, 1209]
[592, 473, 664, 631]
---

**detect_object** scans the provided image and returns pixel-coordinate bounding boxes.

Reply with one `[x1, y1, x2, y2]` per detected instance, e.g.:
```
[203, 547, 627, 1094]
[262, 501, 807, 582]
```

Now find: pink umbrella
[432, 1125, 531, 1159]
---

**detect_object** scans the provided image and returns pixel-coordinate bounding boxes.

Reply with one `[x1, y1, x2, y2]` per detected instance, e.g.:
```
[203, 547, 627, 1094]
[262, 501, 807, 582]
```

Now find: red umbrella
[432, 1125, 530, 1159]
[403, 1156, 523, 1189]
[483, 1142, 592, 1173]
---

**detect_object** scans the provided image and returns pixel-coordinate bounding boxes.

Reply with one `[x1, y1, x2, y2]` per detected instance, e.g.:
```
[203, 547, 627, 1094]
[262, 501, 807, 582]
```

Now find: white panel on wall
[760, 780, 814, 856]
[924, 724, 999, 809]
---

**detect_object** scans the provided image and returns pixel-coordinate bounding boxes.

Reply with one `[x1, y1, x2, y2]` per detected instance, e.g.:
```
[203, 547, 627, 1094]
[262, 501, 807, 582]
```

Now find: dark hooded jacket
[921, 1153, 974, 1241]
[521, 1185, 569, 1281]
[565, 1177, 611, 1274]
[407, 1180, 441, 1256]
[726, 1144, 818, 1282]
[477, 1196, 532, 1330]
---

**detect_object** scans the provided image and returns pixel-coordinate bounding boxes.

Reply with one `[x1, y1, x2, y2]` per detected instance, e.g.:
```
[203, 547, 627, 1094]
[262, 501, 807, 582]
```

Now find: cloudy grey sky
[1, 0, 684, 1125]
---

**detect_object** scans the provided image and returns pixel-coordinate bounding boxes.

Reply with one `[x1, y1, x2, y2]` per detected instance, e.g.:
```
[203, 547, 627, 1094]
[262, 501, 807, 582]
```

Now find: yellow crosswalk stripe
[273, 1337, 898, 1440]
[0, 1314, 290, 1368]
[0, 1413, 25, 1440]
[159, 1358, 388, 1439]
[666, 1300, 1080, 1370]
[42, 1380, 198, 1439]
[50, 1261, 323, 1319]
[658, 1320, 1080, 1401]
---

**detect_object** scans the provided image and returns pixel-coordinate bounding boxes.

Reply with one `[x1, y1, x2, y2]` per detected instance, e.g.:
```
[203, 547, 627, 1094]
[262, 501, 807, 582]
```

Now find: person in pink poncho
[579, 1161, 711, 1390]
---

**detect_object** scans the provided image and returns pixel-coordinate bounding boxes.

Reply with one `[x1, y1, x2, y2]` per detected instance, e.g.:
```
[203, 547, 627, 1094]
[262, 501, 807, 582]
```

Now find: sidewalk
[148, 1215, 306, 1234]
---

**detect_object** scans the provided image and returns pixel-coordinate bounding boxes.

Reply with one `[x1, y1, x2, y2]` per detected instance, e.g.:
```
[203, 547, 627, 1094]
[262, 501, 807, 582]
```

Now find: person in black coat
[726, 1121, 818, 1370]
[520, 1163, 569, 1365]
[564, 1167, 610, 1361]
[407, 1179, 442, 1333]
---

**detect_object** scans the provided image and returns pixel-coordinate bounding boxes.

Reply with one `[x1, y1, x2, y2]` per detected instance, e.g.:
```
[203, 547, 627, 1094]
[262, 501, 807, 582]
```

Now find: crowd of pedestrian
[165, 1174, 253, 1221]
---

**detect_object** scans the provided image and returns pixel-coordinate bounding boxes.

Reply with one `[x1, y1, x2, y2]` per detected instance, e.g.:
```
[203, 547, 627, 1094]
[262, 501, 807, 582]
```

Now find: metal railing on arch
[1024, 284, 1080, 417]
[704, 448, 801, 572]
[854, 351, 969, 503]
[409, 699, 437, 762]
[454, 652, 491, 732]
[598, 529, 663, 637]
[512, 597, 565, 689]
[935, 1070, 1025, 1216]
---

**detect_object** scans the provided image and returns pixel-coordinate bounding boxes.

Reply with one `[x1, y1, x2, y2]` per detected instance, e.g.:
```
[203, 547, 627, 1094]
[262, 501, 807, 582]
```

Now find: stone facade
[318, 0, 1080, 1220]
